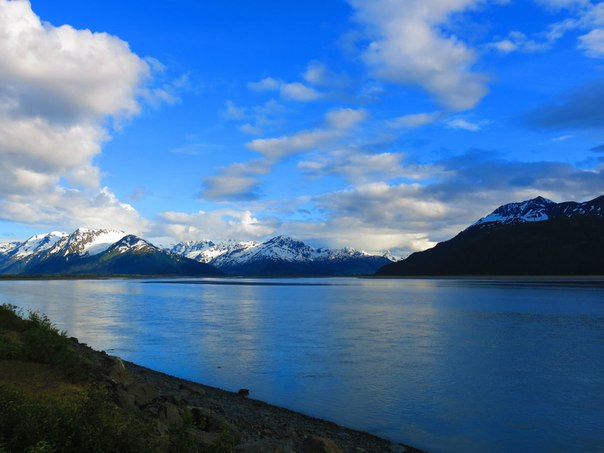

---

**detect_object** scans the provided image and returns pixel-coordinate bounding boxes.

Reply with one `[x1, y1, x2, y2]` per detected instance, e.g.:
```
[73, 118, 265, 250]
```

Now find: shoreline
[120, 356, 425, 453]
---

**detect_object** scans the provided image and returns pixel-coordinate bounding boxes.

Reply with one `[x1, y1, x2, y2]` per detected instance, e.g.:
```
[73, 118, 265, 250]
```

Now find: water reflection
[0, 278, 603, 452]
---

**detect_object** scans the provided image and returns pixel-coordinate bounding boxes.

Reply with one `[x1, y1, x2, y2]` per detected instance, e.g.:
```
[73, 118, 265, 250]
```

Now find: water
[0, 277, 603, 452]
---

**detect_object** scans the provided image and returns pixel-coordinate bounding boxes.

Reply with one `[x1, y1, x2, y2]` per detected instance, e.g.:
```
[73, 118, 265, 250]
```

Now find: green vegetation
[0, 304, 241, 453]
[0, 304, 156, 452]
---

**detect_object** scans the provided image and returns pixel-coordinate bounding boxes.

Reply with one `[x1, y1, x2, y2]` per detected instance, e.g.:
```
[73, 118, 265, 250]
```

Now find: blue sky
[0, 0, 603, 255]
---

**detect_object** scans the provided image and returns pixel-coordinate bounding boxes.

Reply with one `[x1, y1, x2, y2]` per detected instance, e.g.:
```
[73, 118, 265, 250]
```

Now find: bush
[0, 384, 156, 453]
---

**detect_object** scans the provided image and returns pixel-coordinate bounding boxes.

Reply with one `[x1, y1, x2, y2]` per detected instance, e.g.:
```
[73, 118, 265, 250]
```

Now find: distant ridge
[1, 230, 393, 277]
[167, 235, 394, 276]
[377, 195, 604, 276]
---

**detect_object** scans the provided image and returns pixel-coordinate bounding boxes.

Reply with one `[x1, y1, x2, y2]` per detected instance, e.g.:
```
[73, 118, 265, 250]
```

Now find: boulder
[116, 388, 137, 410]
[159, 402, 186, 428]
[107, 356, 135, 387]
[130, 382, 160, 407]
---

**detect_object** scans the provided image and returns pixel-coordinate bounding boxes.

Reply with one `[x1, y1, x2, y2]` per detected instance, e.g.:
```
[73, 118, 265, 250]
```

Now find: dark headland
[0, 304, 424, 453]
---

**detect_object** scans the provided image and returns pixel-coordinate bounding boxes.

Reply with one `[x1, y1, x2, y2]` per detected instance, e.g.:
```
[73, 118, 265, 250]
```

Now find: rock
[130, 382, 160, 407]
[116, 388, 137, 410]
[189, 406, 227, 431]
[235, 438, 296, 453]
[159, 402, 185, 428]
[238, 388, 250, 397]
[180, 383, 206, 398]
[302, 435, 343, 453]
[107, 356, 135, 387]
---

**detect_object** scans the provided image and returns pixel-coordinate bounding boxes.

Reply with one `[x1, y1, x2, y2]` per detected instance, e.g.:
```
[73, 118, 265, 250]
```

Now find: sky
[0, 0, 603, 256]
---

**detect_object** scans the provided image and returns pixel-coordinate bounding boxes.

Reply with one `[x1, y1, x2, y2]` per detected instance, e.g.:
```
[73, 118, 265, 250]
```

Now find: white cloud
[223, 100, 246, 120]
[304, 62, 329, 84]
[200, 160, 271, 201]
[0, 1, 148, 121]
[248, 77, 281, 91]
[387, 112, 441, 128]
[246, 108, 367, 161]
[157, 209, 278, 242]
[249, 76, 322, 102]
[326, 108, 368, 129]
[446, 117, 482, 131]
[0, 187, 148, 234]
[280, 82, 321, 101]
[492, 2, 604, 56]
[490, 31, 552, 53]
[578, 28, 604, 57]
[0, 0, 152, 233]
[240, 123, 263, 135]
[348, 0, 488, 111]
[299, 150, 413, 183]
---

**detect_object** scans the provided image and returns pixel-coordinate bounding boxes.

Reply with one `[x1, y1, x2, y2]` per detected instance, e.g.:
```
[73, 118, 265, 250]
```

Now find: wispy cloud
[246, 108, 367, 162]
[387, 112, 442, 129]
[248, 77, 323, 102]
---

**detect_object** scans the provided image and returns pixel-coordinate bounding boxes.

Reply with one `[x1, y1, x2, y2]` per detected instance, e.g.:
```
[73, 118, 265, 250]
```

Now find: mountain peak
[472, 196, 559, 227]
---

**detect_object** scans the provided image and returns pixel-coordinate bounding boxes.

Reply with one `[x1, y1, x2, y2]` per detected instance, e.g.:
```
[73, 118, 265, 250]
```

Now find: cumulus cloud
[0, 187, 148, 234]
[299, 151, 604, 255]
[578, 28, 604, 57]
[157, 209, 279, 242]
[0, 0, 153, 233]
[280, 82, 321, 101]
[348, 0, 488, 111]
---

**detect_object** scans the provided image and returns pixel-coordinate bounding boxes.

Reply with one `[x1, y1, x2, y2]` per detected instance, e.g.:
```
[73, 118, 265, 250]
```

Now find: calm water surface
[1, 277, 603, 452]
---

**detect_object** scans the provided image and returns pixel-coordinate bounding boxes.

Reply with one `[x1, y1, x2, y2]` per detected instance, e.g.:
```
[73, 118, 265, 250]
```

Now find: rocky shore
[109, 352, 423, 453]
[0, 304, 425, 452]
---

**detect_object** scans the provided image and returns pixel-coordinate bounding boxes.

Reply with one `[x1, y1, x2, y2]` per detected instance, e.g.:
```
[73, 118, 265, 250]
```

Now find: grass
[0, 304, 240, 453]
[0, 304, 158, 452]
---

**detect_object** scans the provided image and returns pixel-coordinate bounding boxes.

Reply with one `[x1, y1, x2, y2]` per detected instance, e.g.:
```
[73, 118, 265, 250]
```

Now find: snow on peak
[61, 229, 127, 256]
[167, 239, 259, 263]
[471, 195, 604, 228]
[12, 231, 68, 258]
[110, 235, 154, 254]
[472, 196, 556, 227]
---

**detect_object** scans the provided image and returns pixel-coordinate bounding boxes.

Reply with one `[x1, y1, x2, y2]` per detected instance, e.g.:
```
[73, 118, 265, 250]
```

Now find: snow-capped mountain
[0, 229, 220, 276]
[166, 239, 260, 263]
[378, 194, 604, 276]
[169, 235, 394, 276]
[471, 195, 604, 228]
[1, 229, 392, 276]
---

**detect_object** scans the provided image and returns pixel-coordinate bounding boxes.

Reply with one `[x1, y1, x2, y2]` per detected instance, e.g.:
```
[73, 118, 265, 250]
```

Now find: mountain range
[166, 235, 394, 276]
[0, 229, 220, 276]
[377, 195, 604, 276]
[0, 230, 393, 277]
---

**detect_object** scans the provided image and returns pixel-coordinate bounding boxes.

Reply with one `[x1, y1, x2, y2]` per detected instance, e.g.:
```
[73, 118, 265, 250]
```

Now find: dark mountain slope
[21, 235, 222, 276]
[377, 196, 604, 276]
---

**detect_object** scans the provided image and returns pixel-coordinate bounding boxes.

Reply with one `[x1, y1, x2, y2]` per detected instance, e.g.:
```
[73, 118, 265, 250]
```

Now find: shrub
[0, 384, 156, 453]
